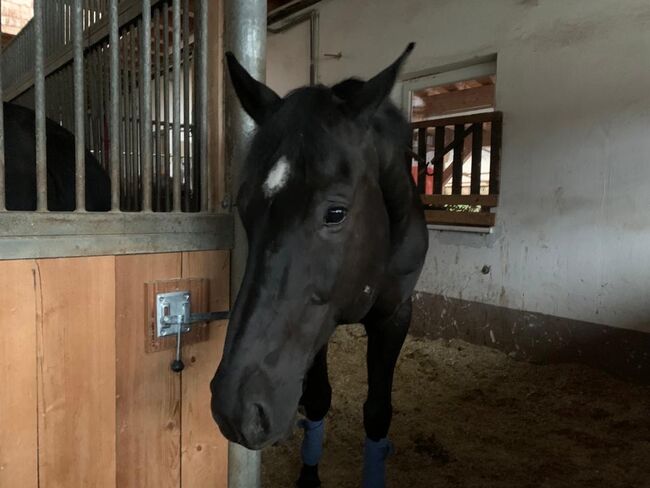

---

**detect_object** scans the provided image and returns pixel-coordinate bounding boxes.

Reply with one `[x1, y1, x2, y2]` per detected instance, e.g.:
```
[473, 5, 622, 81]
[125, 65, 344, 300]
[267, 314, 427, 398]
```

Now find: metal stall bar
[109, 0, 120, 210]
[73, 0, 86, 211]
[34, 0, 48, 211]
[141, 0, 153, 211]
[182, 0, 190, 211]
[154, 7, 161, 211]
[196, 0, 208, 211]
[224, 0, 267, 486]
[172, 0, 182, 211]
[0, 0, 5, 212]
[163, 1, 171, 211]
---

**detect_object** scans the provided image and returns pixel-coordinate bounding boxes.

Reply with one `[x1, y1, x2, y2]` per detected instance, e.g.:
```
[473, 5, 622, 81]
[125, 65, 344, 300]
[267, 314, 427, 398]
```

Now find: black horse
[3, 102, 110, 211]
[210, 43, 428, 487]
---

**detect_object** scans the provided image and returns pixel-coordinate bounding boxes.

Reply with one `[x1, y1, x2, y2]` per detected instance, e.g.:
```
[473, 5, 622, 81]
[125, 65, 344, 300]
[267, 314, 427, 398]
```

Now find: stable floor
[263, 325, 650, 488]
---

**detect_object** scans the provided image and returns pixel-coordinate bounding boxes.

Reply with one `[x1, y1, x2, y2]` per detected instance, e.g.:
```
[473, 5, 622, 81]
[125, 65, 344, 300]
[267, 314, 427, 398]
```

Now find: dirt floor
[262, 325, 650, 488]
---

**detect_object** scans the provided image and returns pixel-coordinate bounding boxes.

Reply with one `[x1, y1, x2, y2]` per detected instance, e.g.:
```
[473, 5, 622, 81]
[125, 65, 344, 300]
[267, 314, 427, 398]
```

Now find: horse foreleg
[296, 344, 331, 488]
[362, 300, 411, 488]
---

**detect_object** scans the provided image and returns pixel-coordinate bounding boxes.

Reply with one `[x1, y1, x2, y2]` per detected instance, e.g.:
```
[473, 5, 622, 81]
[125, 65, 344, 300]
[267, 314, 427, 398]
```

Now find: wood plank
[471, 123, 483, 195]
[37, 256, 116, 487]
[412, 110, 502, 130]
[116, 253, 183, 488]
[451, 124, 464, 195]
[414, 85, 495, 120]
[0, 260, 39, 488]
[180, 250, 230, 488]
[421, 194, 498, 207]
[433, 126, 445, 194]
[425, 210, 496, 227]
[417, 127, 427, 192]
[489, 117, 503, 195]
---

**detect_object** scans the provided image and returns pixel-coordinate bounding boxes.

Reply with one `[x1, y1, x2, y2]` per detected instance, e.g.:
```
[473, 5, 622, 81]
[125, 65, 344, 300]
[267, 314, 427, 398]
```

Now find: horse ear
[225, 51, 282, 125]
[346, 42, 415, 116]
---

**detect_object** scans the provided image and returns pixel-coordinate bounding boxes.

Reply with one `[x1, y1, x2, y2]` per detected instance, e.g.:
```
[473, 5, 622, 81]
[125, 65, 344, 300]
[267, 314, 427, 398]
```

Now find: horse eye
[324, 206, 347, 225]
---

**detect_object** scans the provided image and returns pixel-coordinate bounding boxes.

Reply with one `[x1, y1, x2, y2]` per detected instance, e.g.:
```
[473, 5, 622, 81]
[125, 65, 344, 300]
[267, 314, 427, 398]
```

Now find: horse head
[211, 44, 416, 449]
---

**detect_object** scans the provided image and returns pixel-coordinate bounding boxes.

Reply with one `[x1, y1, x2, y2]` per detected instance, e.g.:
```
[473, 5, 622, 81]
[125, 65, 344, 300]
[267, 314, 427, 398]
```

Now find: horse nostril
[253, 402, 271, 435]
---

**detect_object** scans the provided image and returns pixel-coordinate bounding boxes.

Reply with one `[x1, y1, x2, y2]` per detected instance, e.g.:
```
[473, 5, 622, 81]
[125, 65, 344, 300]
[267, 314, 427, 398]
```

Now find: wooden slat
[433, 126, 445, 194]
[180, 250, 230, 488]
[417, 127, 427, 191]
[411, 111, 502, 130]
[471, 123, 483, 195]
[116, 253, 183, 488]
[37, 257, 116, 487]
[451, 124, 464, 195]
[425, 210, 496, 227]
[489, 117, 503, 195]
[421, 194, 498, 207]
[0, 260, 39, 488]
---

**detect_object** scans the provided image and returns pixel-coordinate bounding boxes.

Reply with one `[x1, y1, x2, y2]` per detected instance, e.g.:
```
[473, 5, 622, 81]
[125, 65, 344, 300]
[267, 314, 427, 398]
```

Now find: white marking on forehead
[263, 156, 291, 198]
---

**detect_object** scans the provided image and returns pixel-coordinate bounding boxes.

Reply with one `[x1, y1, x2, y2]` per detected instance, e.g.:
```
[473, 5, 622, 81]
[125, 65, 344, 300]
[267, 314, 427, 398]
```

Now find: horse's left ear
[347, 42, 415, 115]
[225, 51, 282, 125]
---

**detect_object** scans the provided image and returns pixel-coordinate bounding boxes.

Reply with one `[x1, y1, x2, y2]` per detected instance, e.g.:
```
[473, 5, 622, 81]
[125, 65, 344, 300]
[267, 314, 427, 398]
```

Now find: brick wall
[2, 0, 33, 36]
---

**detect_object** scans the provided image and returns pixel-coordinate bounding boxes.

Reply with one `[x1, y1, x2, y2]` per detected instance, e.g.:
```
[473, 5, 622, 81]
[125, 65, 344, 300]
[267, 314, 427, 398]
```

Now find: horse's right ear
[225, 52, 281, 125]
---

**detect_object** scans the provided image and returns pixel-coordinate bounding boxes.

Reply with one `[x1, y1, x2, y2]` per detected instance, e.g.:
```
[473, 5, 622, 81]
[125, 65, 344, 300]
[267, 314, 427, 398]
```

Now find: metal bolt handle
[171, 324, 185, 373]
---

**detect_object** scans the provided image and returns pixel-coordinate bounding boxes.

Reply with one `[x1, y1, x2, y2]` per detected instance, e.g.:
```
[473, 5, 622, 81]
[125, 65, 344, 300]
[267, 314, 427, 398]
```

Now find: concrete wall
[267, 0, 650, 333]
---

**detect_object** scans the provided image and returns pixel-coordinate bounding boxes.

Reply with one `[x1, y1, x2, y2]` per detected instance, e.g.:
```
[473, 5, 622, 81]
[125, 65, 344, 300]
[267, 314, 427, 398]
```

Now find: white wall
[267, 0, 650, 332]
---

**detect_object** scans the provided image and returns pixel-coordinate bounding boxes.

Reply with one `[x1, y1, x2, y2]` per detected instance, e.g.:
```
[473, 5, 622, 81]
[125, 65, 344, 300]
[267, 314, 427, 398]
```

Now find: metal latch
[156, 291, 229, 373]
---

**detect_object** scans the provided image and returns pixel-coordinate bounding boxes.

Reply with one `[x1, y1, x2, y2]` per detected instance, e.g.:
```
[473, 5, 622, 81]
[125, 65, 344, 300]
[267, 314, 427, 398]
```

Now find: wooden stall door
[116, 251, 229, 488]
[0, 251, 229, 488]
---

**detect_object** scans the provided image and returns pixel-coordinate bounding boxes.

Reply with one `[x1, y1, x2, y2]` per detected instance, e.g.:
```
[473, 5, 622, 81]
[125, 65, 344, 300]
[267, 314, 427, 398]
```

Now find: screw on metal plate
[156, 291, 229, 373]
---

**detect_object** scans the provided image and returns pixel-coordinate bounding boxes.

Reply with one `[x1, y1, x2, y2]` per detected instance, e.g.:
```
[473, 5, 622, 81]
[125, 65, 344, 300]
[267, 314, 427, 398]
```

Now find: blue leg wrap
[299, 418, 325, 467]
[362, 437, 394, 488]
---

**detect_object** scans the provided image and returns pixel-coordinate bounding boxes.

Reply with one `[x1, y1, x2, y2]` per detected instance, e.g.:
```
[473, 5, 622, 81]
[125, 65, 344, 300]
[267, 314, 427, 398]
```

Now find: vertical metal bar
[224, 0, 266, 485]
[129, 25, 138, 210]
[34, 0, 48, 211]
[109, 0, 120, 210]
[172, 0, 181, 211]
[73, 0, 86, 211]
[182, 0, 190, 211]
[154, 6, 162, 211]
[163, 1, 171, 211]
[197, 0, 208, 211]
[451, 124, 464, 195]
[121, 28, 129, 210]
[141, 0, 153, 211]
[0, 0, 5, 211]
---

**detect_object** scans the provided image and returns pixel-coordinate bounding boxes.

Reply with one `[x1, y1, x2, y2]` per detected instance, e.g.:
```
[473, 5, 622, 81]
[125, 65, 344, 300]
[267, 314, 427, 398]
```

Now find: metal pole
[0, 0, 5, 211]
[34, 0, 48, 211]
[196, 0, 208, 211]
[172, 0, 181, 211]
[141, 0, 153, 211]
[182, 0, 190, 211]
[109, 0, 120, 210]
[224, 0, 266, 486]
[73, 0, 86, 211]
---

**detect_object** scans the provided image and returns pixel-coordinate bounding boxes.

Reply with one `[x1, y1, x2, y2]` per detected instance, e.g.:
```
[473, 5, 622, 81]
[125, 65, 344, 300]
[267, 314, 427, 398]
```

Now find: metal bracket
[156, 291, 229, 338]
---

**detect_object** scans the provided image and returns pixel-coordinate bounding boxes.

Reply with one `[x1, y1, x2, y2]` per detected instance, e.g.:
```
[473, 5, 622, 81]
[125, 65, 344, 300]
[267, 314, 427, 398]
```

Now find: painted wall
[267, 0, 650, 333]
